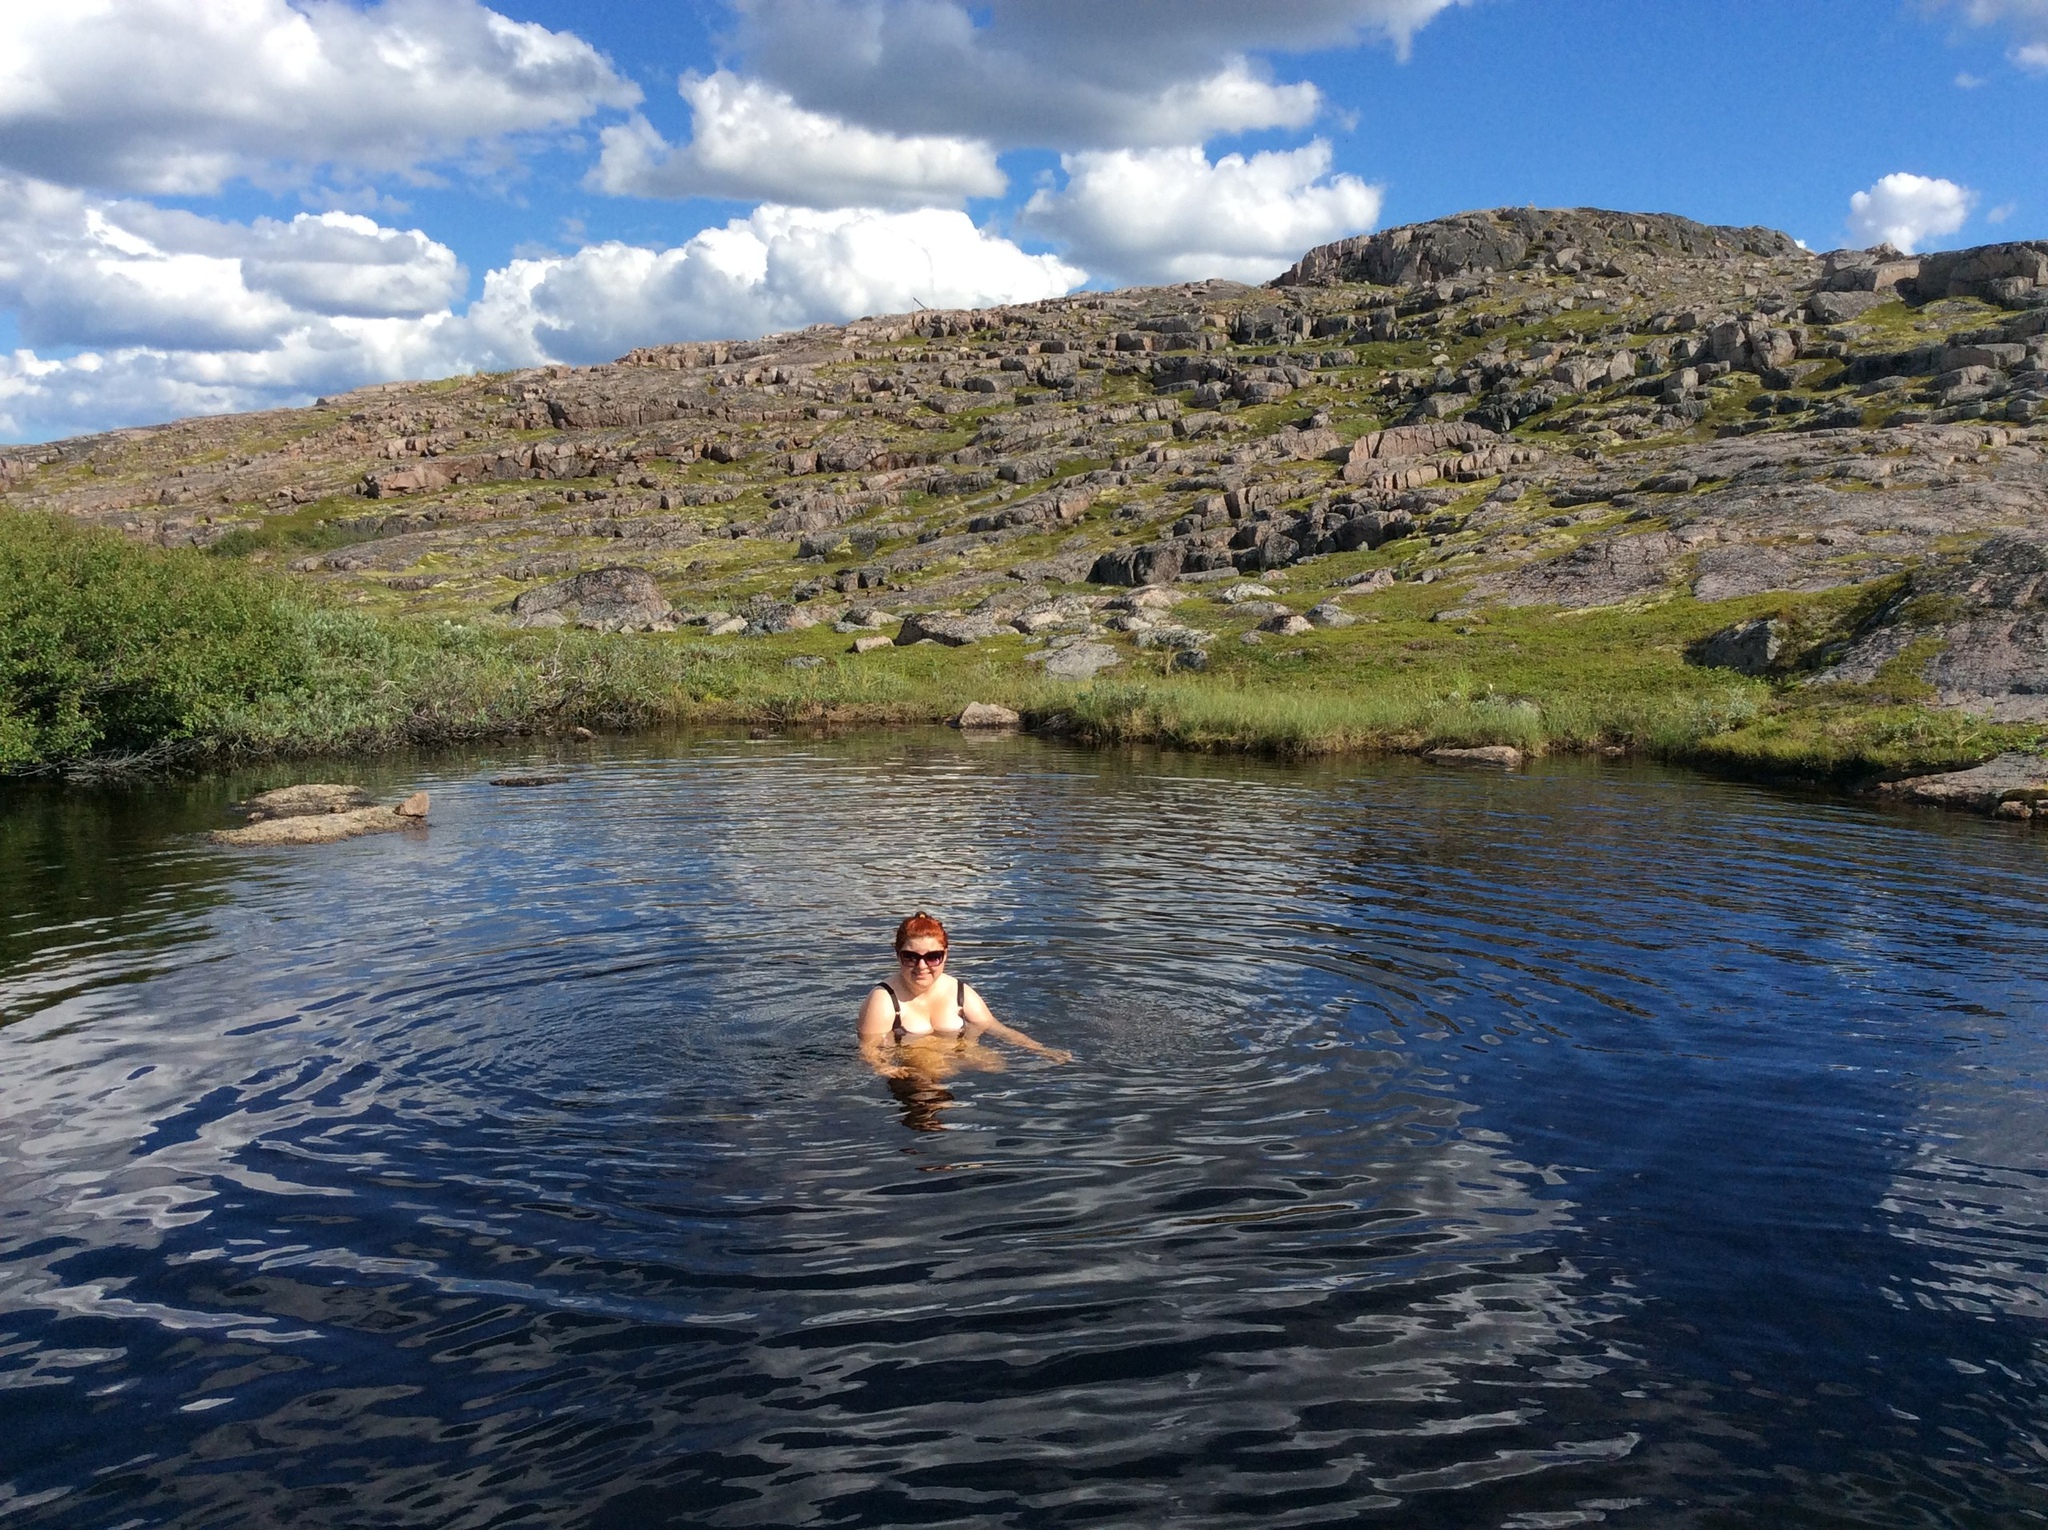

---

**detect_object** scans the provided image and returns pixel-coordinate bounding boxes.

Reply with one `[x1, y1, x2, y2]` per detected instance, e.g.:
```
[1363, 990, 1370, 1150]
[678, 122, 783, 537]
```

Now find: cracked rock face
[1824, 534, 2048, 719]
[1477, 530, 1684, 608]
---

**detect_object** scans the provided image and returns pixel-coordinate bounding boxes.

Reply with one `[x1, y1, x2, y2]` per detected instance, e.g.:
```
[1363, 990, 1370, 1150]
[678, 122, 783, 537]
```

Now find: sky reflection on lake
[2, 734, 2044, 1527]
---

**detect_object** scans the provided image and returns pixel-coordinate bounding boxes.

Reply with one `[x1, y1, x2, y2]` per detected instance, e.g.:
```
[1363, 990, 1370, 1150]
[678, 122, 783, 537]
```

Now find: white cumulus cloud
[1846, 172, 1977, 254]
[1021, 141, 1380, 286]
[0, 0, 640, 194]
[0, 176, 466, 351]
[728, 0, 1468, 148]
[474, 205, 1083, 364]
[590, 71, 1004, 209]
[0, 201, 1082, 442]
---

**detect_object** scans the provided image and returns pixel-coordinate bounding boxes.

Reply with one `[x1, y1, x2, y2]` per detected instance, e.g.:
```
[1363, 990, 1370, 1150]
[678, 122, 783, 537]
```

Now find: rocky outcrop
[1908, 242, 2048, 308]
[1876, 753, 2048, 817]
[896, 610, 1005, 646]
[1815, 533, 2048, 719]
[1477, 530, 1683, 610]
[1028, 639, 1121, 681]
[1275, 208, 1801, 289]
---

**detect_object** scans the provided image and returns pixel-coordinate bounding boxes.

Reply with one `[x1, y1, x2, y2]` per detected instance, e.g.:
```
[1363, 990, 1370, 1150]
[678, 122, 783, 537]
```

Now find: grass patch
[205, 498, 375, 559]
[6, 509, 2042, 782]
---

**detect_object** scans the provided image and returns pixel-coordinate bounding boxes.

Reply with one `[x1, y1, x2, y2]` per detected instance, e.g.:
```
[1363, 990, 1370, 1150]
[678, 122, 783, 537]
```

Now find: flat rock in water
[956, 702, 1022, 730]
[213, 805, 422, 847]
[1426, 745, 1526, 769]
[1876, 752, 2048, 812]
[236, 783, 374, 821]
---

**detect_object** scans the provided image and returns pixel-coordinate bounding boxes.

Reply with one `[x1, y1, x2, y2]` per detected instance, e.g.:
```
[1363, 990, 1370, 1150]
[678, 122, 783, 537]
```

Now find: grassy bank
[2, 512, 2038, 781]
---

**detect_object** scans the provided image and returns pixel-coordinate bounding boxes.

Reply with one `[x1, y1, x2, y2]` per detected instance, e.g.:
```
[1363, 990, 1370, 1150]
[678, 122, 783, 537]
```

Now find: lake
[2, 733, 2045, 1528]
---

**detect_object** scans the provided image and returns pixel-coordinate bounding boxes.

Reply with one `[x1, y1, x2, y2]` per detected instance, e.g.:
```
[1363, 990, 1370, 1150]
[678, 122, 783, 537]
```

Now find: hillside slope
[4, 206, 2046, 778]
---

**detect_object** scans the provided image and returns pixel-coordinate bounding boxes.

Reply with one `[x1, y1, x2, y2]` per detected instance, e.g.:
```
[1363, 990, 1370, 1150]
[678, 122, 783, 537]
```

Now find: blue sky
[1, 0, 2041, 443]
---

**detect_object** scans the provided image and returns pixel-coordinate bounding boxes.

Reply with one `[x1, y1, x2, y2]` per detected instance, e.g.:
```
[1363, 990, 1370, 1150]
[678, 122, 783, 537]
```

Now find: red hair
[895, 911, 947, 951]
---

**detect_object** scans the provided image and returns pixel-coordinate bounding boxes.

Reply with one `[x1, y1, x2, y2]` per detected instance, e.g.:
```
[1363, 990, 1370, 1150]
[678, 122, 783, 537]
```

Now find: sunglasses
[896, 948, 948, 967]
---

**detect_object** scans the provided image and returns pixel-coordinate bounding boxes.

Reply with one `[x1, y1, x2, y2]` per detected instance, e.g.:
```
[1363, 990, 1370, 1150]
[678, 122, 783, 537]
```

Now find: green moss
[1867, 634, 1947, 701]
[205, 498, 378, 559]
[1899, 593, 1967, 627]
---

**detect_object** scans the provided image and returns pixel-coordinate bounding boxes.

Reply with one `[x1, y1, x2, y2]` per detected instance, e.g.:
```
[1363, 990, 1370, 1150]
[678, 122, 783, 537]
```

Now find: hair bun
[894, 910, 948, 949]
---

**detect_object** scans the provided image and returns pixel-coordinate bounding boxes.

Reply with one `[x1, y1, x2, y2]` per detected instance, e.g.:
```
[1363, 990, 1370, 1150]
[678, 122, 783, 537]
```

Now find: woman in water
[857, 912, 1071, 1078]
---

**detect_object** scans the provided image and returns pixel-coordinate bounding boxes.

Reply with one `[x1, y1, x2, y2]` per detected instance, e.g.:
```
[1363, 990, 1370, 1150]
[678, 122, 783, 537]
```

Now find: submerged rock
[234, 783, 374, 821]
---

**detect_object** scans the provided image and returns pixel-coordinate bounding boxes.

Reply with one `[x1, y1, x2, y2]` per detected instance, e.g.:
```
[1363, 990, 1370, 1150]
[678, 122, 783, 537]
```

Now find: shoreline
[3, 509, 2042, 813]
[7, 686, 2039, 829]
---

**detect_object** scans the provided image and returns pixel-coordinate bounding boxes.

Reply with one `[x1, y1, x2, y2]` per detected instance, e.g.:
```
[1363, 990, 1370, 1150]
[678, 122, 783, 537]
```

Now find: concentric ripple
[2, 733, 2045, 1528]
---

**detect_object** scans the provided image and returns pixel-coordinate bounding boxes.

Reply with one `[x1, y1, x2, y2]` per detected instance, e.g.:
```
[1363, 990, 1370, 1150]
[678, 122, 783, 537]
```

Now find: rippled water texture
[3, 734, 2046, 1528]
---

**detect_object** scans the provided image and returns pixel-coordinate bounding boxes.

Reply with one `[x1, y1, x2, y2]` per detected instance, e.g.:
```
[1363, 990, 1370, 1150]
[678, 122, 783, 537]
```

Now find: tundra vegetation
[4, 207, 2046, 787]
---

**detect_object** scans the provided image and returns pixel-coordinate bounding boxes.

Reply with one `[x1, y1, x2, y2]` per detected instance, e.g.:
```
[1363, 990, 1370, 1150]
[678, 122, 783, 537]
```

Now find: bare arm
[960, 984, 1072, 1064]
[857, 987, 905, 1075]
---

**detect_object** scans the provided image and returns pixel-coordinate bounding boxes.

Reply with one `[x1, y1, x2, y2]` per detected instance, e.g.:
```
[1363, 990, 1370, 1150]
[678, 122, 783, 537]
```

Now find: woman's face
[896, 939, 947, 994]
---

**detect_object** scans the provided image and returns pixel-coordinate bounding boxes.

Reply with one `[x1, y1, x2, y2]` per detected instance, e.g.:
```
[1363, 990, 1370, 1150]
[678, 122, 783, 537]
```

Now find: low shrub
[0, 514, 312, 768]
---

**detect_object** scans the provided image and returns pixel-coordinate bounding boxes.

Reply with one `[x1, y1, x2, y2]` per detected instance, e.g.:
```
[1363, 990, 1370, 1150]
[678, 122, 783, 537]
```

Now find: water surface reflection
[1, 734, 2044, 1527]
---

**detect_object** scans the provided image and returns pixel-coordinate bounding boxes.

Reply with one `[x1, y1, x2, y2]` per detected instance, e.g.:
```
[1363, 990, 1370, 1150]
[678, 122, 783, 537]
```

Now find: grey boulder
[1691, 617, 1785, 675]
[1029, 639, 1122, 680]
[896, 610, 1006, 646]
[508, 566, 675, 632]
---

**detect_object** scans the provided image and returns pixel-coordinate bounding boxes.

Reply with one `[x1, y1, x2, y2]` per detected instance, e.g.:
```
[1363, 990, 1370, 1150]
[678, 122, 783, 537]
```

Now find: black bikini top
[877, 975, 972, 1041]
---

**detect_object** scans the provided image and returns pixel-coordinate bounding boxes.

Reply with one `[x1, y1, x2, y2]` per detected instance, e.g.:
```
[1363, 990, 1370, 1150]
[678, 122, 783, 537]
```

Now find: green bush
[0, 513, 312, 768]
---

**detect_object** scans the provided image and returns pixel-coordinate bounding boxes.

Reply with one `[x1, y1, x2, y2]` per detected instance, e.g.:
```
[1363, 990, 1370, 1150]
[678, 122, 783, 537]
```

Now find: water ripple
[1, 736, 2045, 1527]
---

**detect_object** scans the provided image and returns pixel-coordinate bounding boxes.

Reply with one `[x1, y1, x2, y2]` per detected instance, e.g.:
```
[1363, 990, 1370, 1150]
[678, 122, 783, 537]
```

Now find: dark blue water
[2, 733, 2045, 1528]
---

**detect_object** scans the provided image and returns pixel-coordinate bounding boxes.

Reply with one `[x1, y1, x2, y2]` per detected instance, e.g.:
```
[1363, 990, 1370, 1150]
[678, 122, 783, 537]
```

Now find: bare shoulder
[857, 982, 895, 1035]
[958, 978, 996, 1025]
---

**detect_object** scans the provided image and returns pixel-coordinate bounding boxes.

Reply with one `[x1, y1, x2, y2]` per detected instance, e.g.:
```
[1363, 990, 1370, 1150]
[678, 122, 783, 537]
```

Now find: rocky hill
[4, 205, 2046, 718]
